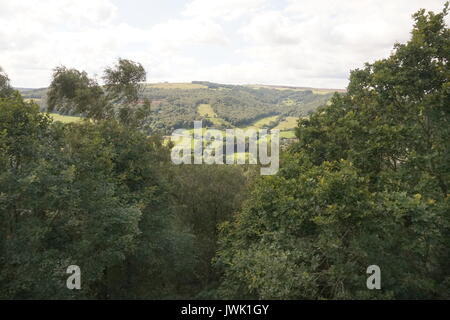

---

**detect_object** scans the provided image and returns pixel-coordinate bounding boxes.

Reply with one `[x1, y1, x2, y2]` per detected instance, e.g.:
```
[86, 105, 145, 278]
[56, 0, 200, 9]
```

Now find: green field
[274, 117, 299, 130]
[147, 82, 207, 89]
[197, 104, 217, 118]
[24, 98, 42, 103]
[48, 113, 83, 123]
[244, 115, 279, 130]
[197, 104, 233, 127]
[280, 130, 296, 139]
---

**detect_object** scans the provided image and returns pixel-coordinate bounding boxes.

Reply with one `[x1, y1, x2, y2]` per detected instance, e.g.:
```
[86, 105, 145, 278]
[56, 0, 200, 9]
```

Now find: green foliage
[173, 165, 254, 298]
[103, 59, 146, 104]
[216, 5, 450, 300]
[47, 66, 110, 120]
[47, 58, 151, 128]
[0, 93, 195, 299]
[3, 64, 256, 300]
[0, 67, 15, 98]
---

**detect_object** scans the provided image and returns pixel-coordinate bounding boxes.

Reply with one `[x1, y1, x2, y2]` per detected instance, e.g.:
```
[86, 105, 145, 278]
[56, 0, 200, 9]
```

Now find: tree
[0, 67, 15, 98]
[0, 82, 196, 299]
[103, 59, 146, 104]
[47, 66, 110, 120]
[0, 95, 142, 298]
[173, 165, 253, 298]
[47, 58, 151, 128]
[216, 4, 450, 299]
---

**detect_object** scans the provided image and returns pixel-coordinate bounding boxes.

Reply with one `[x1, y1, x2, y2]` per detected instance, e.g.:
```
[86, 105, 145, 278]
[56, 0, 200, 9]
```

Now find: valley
[19, 81, 340, 138]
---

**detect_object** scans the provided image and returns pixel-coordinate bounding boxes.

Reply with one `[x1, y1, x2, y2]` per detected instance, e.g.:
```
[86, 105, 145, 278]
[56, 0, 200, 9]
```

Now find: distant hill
[17, 82, 343, 136]
[245, 84, 346, 95]
[191, 81, 346, 94]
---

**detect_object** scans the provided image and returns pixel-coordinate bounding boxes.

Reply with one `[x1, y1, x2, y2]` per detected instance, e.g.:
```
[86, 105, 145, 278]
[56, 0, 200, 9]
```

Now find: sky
[0, 0, 448, 89]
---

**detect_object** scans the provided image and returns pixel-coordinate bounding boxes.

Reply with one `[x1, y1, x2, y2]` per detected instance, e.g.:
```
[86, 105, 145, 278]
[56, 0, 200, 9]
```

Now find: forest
[0, 5, 449, 300]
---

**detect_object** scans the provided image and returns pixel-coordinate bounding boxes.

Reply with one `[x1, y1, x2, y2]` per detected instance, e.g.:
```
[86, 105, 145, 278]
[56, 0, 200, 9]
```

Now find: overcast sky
[0, 0, 448, 88]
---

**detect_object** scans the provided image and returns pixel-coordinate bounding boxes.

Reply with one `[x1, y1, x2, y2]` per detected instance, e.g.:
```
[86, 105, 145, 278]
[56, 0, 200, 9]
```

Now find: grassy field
[280, 131, 296, 139]
[192, 110, 297, 140]
[24, 98, 42, 103]
[48, 113, 83, 123]
[244, 115, 280, 130]
[197, 104, 217, 118]
[274, 117, 299, 130]
[197, 104, 233, 127]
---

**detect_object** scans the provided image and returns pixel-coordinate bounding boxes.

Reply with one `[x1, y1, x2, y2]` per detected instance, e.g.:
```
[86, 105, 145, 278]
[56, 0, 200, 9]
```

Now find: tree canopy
[216, 4, 450, 299]
[47, 58, 151, 127]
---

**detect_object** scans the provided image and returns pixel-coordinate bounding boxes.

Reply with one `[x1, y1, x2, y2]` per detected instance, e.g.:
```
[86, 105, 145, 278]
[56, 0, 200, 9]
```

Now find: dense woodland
[0, 6, 449, 299]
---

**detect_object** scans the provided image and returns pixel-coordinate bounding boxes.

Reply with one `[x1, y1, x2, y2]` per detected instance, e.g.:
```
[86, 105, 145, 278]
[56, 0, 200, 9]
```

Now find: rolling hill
[18, 81, 343, 136]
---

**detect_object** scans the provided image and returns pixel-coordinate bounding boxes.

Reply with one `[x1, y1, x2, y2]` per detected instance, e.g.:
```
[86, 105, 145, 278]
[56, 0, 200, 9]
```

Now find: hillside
[18, 81, 341, 135]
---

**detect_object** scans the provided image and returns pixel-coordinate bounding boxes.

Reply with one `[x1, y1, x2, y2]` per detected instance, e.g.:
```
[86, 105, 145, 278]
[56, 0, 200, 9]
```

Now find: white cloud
[183, 0, 268, 20]
[234, 0, 449, 88]
[149, 18, 228, 48]
[0, 0, 448, 88]
[0, 0, 229, 87]
[241, 11, 300, 45]
[0, 0, 122, 86]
